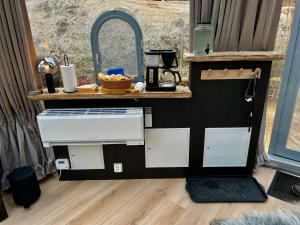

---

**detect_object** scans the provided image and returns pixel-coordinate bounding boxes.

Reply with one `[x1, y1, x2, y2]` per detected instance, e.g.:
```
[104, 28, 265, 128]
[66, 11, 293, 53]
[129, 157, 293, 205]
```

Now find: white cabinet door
[145, 128, 190, 168]
[203, 128, 251, 167]
[68, 145, 105, 170]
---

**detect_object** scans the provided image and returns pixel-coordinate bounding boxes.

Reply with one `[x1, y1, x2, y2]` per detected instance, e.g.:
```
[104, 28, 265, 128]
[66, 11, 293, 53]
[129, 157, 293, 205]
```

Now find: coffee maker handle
[172, 71, 181, 85]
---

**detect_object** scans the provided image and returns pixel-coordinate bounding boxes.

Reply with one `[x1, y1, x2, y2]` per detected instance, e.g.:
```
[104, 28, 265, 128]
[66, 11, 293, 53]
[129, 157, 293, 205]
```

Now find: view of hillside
[25, 0, 190, 84]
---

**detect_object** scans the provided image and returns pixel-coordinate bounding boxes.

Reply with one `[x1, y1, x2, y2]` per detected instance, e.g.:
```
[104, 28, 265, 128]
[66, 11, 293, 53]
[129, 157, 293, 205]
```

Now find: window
[268, 0, 300, 160]
[90, 10, 144, 83]
[264, 0, 296, 151]
[25, 0, 190, 86]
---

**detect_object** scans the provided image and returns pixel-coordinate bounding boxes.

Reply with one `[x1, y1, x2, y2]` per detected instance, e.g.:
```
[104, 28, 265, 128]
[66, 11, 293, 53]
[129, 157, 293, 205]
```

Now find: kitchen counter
[27, 86, 192, 101]
[33, 51, 282, 181]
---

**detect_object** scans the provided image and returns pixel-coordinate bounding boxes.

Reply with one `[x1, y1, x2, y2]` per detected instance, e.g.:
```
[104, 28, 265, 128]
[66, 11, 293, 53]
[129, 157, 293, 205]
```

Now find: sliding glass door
[270, 0, 300, 161]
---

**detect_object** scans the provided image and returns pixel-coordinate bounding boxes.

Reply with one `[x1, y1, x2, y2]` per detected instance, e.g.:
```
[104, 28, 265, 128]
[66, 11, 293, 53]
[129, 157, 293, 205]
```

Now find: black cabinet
[188, 61, 272, 175]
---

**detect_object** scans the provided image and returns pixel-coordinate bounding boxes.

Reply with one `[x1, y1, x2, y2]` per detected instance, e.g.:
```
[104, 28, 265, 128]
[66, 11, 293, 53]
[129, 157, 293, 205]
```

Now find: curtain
[190, 0, 283, 51]
[0, 0, 55, 189]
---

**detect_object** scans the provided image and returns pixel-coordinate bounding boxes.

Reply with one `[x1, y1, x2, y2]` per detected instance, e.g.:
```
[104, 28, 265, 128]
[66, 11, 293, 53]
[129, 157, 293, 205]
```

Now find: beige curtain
[190, 0, 283, 51]
[0, 0, 55, 189]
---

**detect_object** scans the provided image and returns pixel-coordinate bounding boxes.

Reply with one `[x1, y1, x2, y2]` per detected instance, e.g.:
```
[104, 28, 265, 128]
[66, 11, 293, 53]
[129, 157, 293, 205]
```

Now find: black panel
[188, 61, 272, 175]
[53, 146, 69, 160]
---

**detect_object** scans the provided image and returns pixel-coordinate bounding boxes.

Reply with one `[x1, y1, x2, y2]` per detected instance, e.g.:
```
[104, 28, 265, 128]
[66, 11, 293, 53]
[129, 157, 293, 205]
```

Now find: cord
[58, 169, 62, 180]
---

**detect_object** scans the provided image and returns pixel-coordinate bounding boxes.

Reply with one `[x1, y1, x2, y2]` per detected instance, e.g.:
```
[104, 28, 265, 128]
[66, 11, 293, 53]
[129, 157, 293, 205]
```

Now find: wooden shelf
[183, 51, 284, 62]
[27, 86, 192, 101]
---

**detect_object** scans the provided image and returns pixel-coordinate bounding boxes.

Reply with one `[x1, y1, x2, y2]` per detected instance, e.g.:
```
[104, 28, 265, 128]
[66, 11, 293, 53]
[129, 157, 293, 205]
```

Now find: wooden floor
[1, 167, 292, 225]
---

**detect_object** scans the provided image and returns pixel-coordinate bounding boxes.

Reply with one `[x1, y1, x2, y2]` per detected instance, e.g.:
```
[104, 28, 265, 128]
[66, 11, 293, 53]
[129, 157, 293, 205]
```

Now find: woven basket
[100, 77, 133, 89]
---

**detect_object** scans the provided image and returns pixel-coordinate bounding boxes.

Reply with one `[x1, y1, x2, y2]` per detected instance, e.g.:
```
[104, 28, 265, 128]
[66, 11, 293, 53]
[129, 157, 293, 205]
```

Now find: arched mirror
[91, 10, 143, 84]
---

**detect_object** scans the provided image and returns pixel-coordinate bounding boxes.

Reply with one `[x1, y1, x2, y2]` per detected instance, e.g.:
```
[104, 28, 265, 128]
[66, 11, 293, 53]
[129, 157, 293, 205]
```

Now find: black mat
[186, 176, 268, 203]
[267, 171, 300, 202]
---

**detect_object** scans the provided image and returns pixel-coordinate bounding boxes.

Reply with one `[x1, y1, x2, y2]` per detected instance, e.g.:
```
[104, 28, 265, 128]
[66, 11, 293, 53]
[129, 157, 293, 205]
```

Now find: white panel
[37, 108, 144, 146]
[68, 145, 105, 170]
[203, 128, 251, 167]
[145, 128, 190, 168]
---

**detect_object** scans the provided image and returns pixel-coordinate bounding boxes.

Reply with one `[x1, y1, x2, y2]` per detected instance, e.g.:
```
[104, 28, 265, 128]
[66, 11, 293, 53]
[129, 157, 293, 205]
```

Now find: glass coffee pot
[160, 70, 181, 88]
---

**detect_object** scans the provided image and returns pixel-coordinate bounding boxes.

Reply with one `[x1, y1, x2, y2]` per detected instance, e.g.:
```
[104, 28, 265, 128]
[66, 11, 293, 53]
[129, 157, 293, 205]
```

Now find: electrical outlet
[113, 163, 123, 173]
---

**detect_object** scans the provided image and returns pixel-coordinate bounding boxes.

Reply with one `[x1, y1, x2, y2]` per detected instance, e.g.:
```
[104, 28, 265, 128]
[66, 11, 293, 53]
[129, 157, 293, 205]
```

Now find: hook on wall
[201, 68, 262, 80]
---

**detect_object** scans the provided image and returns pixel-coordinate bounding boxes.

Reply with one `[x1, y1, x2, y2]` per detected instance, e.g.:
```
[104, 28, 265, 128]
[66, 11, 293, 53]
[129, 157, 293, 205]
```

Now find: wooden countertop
[27, 86, 192, 101]
[183, 51, 284, 62]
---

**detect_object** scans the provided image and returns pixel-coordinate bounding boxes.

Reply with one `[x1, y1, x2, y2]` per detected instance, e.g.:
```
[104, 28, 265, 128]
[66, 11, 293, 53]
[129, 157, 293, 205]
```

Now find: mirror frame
[91, 10, 144, 84]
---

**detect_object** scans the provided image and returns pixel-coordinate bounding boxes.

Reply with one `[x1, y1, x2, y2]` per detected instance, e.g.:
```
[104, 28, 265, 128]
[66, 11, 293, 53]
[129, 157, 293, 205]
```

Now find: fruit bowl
[98, 73, 133, 90]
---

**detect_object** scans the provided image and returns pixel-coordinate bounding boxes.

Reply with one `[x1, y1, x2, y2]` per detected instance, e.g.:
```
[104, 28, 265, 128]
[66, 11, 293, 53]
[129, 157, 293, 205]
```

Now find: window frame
[90, 10, 144, 84]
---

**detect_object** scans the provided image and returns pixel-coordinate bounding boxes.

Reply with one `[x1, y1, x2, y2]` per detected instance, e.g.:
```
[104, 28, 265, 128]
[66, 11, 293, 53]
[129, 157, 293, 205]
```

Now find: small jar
[193, 23, 214, 55]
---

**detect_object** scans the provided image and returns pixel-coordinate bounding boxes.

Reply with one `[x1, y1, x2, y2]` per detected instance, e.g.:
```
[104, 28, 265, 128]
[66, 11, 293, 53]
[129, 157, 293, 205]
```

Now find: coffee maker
[145, 50, 181, 91]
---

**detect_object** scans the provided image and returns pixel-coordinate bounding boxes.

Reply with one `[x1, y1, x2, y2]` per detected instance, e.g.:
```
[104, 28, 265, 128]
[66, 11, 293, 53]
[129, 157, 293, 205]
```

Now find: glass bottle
[193, 23, 214, 55]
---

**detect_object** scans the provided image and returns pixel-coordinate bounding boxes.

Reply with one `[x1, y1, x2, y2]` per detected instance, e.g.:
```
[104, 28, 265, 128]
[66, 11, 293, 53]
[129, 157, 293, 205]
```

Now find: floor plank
[1, 167, 293, 225]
